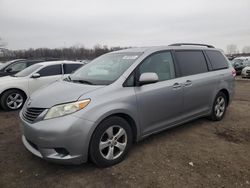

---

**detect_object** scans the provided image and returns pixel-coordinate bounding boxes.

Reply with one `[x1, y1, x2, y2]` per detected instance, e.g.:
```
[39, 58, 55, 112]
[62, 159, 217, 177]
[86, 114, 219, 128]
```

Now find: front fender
[73, 102, 141, 140]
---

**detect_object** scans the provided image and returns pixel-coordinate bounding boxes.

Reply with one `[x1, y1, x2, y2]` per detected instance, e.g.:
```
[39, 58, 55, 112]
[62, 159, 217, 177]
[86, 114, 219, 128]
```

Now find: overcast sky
[0, 0, 250, 51]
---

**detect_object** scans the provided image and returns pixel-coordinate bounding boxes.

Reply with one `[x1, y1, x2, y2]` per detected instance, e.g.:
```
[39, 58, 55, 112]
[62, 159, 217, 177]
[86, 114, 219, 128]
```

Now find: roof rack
[169, 43, 215, 48]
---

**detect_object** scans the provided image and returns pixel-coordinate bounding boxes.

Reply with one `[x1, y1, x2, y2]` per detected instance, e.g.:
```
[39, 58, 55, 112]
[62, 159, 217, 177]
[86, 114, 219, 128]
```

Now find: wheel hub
[99, 125, 127, 160]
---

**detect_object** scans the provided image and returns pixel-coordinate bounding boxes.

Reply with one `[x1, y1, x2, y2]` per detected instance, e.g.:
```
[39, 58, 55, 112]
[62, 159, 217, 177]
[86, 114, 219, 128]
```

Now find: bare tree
[0, 45, 126, 61]
[242, 46, 250, 54]
[226, 44, 238, 55]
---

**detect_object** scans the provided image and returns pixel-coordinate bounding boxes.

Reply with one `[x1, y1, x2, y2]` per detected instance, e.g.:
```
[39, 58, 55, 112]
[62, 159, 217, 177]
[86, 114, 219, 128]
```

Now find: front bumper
[241, 72, 250, 78]
[19, 111, 96, 164]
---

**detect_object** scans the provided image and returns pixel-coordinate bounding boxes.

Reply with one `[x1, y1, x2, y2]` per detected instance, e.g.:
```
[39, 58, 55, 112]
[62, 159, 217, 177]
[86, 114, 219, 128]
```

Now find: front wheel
[208, 92, 227, 121]
[0, 90, 26, 111]
[89, 116, 133, 167]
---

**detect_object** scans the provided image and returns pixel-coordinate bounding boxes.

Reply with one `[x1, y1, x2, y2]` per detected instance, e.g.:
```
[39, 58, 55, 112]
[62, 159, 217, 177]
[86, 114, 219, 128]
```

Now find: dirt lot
[0, 80, 250, 188]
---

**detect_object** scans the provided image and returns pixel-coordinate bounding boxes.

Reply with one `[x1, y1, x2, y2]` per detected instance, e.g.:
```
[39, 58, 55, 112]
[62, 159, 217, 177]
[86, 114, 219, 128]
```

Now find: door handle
[184, 80, 192, 87]
[172, 83, 182, 89]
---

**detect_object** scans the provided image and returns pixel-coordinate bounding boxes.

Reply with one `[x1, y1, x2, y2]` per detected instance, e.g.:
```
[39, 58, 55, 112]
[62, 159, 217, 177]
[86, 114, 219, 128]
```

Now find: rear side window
[175, 51, 208, 76]
[206, 50, 229, 70]
[38, 64, 62, 77]
[63, 64, 83, 74]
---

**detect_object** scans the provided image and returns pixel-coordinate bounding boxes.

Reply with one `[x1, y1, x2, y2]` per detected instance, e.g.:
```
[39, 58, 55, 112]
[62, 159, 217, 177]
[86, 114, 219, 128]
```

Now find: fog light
[54, 148, 69, 157]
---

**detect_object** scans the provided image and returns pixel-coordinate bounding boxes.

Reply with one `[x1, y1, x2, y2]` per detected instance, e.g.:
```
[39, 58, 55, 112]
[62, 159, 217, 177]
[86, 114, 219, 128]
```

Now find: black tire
[208, 92, 227, 121]
[0, 89, 26, 111]
[89, 116, 133, 167]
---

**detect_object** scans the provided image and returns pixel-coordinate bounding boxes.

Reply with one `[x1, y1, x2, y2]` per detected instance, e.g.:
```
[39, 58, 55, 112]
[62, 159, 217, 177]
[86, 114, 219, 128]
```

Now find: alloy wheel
[99, 125, 127, 160]
[6, 93, 24, 110]
[214, 96, 225, 118]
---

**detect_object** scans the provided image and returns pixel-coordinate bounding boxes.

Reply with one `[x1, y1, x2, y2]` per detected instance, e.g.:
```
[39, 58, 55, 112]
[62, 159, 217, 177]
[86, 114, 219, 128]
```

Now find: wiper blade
[71, 79, 94, 85]
[64, 75, 71, 82]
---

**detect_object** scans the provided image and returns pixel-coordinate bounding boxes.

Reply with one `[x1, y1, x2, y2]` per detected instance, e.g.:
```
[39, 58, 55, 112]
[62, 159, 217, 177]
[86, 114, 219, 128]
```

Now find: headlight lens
[44, 99, 90, 120]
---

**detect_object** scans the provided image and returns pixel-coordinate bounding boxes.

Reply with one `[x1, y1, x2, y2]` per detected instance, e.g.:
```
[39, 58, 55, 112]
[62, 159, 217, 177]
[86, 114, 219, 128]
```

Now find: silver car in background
[20, 43, 235, 167]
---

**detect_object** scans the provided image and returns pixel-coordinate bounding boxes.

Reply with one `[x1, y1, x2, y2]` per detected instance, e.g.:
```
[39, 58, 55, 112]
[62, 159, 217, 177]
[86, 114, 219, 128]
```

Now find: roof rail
[169, 43, 215, 48]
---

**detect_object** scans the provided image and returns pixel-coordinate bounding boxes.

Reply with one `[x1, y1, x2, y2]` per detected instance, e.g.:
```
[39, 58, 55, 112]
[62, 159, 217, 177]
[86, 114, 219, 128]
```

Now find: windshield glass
[15, 64, 42, 77]
[69, 52, 142, 85]
[0, 60, 18, 70]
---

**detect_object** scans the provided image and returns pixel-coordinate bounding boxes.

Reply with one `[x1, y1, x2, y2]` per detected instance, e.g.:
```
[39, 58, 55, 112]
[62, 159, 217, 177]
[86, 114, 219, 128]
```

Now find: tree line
[0, 45, 127, 61]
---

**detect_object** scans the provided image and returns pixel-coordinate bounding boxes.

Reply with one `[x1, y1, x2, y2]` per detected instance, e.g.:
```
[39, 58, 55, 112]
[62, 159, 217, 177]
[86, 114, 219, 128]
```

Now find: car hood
[28, 81, 104, 108]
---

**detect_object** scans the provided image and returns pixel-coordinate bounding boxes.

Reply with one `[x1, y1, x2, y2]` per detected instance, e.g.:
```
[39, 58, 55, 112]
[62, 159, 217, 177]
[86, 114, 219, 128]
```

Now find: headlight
[44, 99, 91, 120]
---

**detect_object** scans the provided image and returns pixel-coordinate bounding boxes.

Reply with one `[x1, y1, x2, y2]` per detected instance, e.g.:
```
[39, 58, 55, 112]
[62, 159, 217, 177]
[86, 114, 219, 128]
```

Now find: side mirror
[31, 73, 40, 78]
[5, 67, 13, 73]
[139, 72, 159, 86]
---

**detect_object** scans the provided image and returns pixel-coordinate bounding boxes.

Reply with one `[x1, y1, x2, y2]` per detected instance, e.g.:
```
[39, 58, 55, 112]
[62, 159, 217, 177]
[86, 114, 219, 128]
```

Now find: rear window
[205, 50, 229, 70]
[63, 64, 83, 74]
[175, 51, 208, 76]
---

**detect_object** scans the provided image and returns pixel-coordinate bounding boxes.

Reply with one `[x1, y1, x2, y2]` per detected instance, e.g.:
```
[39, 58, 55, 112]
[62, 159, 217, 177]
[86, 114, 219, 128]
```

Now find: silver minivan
[20, 43, 235, 167]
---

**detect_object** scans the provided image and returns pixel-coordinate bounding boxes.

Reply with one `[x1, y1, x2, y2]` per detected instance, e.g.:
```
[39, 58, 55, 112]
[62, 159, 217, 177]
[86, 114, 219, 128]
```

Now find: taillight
[232, 69, 236, 77]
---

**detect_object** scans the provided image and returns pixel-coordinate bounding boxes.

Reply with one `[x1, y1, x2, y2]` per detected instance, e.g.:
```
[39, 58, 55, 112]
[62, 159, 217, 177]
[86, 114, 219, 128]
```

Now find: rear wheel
[89, 116, 132, 167]
[0, 90, 26, 111]
[208, 92, 227, 121]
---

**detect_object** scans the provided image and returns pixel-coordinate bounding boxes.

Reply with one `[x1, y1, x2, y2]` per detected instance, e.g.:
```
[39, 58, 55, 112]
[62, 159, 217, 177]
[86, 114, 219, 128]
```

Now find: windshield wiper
[71, 79, 94, 85]
[64, 75, 71, 82]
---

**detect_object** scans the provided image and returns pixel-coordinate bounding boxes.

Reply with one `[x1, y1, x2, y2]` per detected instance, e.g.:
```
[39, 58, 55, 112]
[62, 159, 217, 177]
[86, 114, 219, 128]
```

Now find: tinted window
[175, 51, 208, 76]
[206, 50, 229, 70]
[139, 51, 175, 81]
[38, 65, 62, 77]
[124, 72, 135, 87]
[63, 64, 83, 74]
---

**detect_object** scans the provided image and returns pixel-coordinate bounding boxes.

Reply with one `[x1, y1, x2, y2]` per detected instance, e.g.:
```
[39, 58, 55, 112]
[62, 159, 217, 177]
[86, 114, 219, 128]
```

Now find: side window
[205, 50, 229, 70]
[6, 62, 27, 72]
[175, 51, 208, 76]
[63, 64, 83, 74]
[124, 72, 135, 87]
[38, 65, 62, 77]
[139, 51, 175, 81]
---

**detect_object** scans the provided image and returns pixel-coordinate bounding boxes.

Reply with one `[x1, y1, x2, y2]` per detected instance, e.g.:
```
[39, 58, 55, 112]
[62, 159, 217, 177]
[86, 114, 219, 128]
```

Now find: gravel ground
[0, 80, 250, 188]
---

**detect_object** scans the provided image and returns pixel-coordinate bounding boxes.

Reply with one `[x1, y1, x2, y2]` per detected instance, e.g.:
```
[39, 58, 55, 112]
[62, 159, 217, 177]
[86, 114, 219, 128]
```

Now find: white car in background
[241, 60, 250, 78]
[0, 60, 84, 110]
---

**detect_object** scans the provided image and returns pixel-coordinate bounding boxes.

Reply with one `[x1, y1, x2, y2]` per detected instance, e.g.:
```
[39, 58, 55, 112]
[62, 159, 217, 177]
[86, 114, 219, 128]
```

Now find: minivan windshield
[68, 52, 142, 85]
[14, 64, 43, 77]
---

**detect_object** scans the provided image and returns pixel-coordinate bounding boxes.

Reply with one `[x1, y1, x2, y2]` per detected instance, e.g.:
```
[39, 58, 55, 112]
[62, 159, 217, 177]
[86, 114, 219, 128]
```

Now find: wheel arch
[92, 112, 140, 143]
[0, 88, 28, 100]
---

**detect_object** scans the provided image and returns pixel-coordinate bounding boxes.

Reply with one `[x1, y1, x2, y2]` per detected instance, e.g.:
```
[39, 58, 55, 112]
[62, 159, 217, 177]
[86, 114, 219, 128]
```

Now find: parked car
[232, 57, 250, 75]
[0, 59, 56, 77]
[0, 61, 84, 110]
[241, 60, 250, 78]
[77, 60, 91, 64]
[20, 43, 235, 167]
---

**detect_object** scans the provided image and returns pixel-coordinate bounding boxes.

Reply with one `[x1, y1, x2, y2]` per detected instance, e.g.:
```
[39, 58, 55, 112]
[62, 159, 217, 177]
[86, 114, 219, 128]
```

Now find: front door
[134, 51, 184, 135]
[28, 64, 63, 95]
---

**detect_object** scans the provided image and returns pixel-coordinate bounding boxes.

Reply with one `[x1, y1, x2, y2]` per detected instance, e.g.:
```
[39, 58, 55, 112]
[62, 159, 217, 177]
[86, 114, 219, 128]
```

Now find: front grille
[22, 107, 45, 123]
[246, 70, 250, 74]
